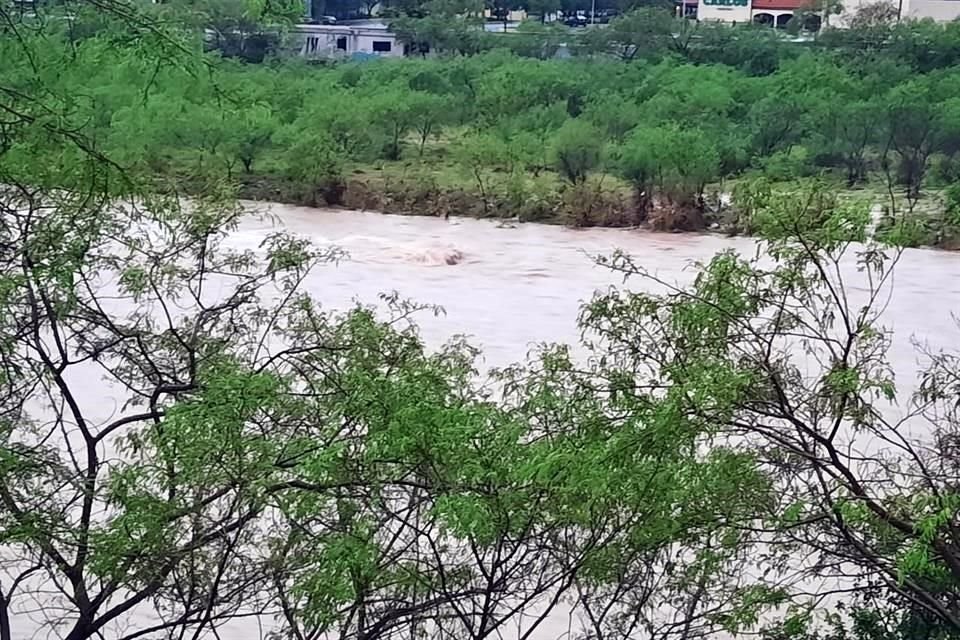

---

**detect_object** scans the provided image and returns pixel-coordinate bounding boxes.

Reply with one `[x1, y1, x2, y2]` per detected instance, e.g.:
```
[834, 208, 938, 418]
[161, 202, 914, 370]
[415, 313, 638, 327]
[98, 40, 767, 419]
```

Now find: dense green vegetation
[8, 2, 960, 640]
[8, 3, 960, 243]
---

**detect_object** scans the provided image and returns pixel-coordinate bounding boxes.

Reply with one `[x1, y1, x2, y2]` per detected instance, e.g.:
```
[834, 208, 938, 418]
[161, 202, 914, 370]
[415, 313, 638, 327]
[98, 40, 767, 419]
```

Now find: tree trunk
[633, 185, 651, 225]
[418, 123, 432, 156]
[0, 590, 11, 640]
[473, 167, 489, 216]
[390, 124, 402, 161]
[64, 616, 95, 640]
[845, 162, 857, 188]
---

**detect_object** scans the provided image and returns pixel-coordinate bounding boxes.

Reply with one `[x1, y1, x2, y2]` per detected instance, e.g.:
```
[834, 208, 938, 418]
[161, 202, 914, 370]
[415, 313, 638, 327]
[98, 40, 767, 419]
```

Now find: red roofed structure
[677, 0, 819, 29]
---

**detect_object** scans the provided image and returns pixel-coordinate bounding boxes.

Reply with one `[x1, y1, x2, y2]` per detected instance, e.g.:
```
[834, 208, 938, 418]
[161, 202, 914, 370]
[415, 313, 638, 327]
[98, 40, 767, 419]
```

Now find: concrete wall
[355, 32, 401, 55]
[483, 9, 528, 20]
[297, 25, 403, 58]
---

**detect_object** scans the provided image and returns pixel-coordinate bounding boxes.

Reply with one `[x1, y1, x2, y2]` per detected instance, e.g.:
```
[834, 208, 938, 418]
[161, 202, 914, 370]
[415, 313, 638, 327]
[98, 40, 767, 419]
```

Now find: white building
[694, 0, 752, 25]
[865, 0, 960, 21]
[905, 0, 960, 20]
[294, 22, 403, 59]
[690, 0, 960, 26]
[686, 0, 821, 28]
[824, 0, 960, 26]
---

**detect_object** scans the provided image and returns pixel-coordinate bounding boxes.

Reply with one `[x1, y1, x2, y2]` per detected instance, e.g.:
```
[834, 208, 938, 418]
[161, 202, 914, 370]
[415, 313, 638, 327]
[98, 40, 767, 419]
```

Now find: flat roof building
[293, 22, 403, 59]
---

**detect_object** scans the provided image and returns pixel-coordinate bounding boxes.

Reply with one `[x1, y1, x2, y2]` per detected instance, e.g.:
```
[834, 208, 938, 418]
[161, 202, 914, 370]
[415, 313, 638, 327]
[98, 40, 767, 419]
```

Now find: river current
[233, 203, 960, 372]
[11, 202, 960, 639]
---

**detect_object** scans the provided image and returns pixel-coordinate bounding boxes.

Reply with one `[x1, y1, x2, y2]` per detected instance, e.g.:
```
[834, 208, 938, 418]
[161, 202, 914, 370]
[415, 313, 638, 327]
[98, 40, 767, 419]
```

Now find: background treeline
[13, 4, 960, 243]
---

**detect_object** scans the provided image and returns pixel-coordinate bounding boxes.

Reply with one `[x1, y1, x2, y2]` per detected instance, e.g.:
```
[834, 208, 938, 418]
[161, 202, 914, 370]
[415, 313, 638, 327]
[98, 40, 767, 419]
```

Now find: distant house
[294, 21, 402, 59]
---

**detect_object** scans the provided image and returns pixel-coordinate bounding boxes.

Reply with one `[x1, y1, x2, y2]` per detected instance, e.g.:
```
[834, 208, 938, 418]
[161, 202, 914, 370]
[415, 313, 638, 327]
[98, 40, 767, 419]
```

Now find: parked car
[563, 14, 588, 27]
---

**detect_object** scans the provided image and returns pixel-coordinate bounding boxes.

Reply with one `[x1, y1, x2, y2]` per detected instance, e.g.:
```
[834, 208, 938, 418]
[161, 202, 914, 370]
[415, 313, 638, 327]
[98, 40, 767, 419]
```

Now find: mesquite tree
[0, 188, 778, 640]
[579, 183, 960, 630]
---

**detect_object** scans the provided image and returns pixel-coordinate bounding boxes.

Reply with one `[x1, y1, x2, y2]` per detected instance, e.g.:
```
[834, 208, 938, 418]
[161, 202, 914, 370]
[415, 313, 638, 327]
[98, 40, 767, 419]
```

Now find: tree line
[17, 4, 960, 240]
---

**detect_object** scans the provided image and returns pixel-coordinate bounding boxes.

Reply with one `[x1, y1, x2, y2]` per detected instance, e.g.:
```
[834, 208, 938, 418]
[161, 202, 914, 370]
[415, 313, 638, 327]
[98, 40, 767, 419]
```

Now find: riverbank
[225, 167, 960, 250]
[229, 164, 748, 234]
[232, 168, 644, 228]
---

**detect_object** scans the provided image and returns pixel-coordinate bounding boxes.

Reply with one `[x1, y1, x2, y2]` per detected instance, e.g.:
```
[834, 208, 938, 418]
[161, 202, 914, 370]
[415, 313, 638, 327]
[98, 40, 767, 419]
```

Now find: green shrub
[549, 119, 604, 185]
[760, 146, 815, 181]
[875, 215, 936, 247]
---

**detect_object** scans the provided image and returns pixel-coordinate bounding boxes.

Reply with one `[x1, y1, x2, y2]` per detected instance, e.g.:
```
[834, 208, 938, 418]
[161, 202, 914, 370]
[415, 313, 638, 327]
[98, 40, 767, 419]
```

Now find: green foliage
[875, 213, 937, 247]
[945, 182, 960, 223]
[230, 103, 279, 173]
[763, 604, 960, 640]
[736, 180, 870, 244]
[276, 126, 346, 200]
[526, 0, 561, 16]
[617, 124, 720, 208]
[580, 8, 686, 60]
[617, 126, 659, 193]
[390, 0, 489, 54]
[8, 12, 960, 238]
[582, 90, 643, 142]
[760, 145, 815, 181]
[582, 180, 960, 633]
[548, 119, 604, 184]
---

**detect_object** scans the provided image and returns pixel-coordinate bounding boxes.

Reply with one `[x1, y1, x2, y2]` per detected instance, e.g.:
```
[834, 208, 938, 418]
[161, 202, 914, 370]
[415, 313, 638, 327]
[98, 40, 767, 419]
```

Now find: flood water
[233, 203, 960, 374]
[11, 202, 960, 639]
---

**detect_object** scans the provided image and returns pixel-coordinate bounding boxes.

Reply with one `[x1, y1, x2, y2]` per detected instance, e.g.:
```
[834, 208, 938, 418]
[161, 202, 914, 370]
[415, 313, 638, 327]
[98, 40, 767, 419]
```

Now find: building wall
[752, 8, 797, 26]
[697, 0, 752, 22]
[833, 0, 960, 23]
[296, 25, 402, 58]
[483, 9, 528, 20]
[355, 32, 401, 55]
[903, 0, 960, 20]
[702, 0, 960, 24]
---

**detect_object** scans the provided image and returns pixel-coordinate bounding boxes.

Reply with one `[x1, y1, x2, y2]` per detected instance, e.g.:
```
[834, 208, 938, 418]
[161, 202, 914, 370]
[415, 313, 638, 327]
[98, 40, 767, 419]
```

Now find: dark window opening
[336, 36, 347, 50]
[372, 40, 392, 52]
